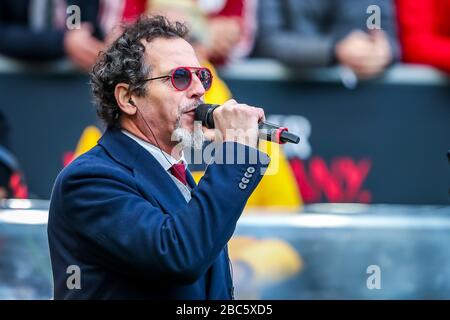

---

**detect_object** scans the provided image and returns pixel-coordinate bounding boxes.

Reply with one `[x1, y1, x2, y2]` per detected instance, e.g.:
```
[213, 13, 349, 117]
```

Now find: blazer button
[239, 182, 247, 190]
[247, 166, 255, 174]
[241, 177, 250, 184]
[244, 172, 252, 178]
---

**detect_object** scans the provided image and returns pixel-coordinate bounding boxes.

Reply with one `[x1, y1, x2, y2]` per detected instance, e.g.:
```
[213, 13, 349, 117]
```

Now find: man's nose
[187, 73, 206, 98]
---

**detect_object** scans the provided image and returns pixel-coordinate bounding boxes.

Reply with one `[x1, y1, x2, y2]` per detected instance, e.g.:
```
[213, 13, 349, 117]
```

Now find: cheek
[179, 113, 195, 132]
[147, 84, 190, 129]
[166, 96, 187, 128]
[151, 89, 179, 120]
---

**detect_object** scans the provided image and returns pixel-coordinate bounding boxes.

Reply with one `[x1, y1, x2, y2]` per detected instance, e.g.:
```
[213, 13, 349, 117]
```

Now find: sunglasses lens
[172, 68, 191, 90]
[171, 67, 213, 91]
[197, 69, 212, 90]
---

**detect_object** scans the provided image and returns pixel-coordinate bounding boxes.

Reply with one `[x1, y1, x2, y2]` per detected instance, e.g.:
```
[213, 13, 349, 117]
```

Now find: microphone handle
[258, 122, 300, 144]
[203, 105, 300, 144]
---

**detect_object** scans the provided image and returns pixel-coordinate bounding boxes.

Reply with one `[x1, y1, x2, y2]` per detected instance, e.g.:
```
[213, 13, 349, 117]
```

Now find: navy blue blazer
[47, 128, 270, 299]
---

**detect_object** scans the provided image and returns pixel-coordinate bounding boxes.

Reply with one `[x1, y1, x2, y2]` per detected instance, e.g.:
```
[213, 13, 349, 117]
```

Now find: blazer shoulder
[54, 145, 135, 192]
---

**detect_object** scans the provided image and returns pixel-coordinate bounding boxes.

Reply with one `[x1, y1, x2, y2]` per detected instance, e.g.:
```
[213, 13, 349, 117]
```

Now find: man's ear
[114, 83, 137, 116]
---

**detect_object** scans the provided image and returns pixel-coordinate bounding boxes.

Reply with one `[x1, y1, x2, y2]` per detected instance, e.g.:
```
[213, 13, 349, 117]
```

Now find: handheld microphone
[194, 104, 300, 144]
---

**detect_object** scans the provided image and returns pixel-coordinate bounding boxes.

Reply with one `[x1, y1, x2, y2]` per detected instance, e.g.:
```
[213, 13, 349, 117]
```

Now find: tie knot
[169, 163, 187, 186]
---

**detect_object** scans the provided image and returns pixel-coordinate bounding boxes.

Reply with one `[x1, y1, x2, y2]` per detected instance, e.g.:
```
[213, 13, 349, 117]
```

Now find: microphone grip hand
[211, 100, 264, 149]
[195, 102, 300, 145]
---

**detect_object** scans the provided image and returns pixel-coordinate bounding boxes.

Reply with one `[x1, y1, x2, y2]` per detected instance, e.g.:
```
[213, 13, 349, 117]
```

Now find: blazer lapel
[186, 169, 197, 189]
[98, 128, 188, 214]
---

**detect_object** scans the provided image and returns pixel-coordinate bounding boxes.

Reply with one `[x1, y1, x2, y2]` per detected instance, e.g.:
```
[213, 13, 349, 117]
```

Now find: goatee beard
[172, 121, 204, 151]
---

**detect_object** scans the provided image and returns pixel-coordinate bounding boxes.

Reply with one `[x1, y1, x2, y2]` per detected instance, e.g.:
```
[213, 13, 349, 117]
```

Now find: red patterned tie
[169, 163, 188, 186]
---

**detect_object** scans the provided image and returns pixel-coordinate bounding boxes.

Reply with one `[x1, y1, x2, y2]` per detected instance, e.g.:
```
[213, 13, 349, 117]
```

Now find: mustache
[180, 100, 203, 113]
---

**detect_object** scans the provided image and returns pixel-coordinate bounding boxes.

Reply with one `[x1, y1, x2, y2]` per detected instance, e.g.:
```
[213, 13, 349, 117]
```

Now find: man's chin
[183, 123, 195, 134]
[176, 113, 192, 129]
[172, 125, 204, 150]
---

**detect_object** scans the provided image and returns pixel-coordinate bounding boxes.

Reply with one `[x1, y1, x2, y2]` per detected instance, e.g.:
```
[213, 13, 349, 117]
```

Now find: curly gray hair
[90, 15, 189, 128]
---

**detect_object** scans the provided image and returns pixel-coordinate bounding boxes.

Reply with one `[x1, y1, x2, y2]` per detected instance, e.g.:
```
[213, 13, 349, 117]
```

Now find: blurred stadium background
[0, 0, 449, 299]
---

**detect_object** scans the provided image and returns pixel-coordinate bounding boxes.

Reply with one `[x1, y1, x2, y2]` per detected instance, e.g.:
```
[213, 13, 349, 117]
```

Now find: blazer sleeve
[54, 142, 270, 284]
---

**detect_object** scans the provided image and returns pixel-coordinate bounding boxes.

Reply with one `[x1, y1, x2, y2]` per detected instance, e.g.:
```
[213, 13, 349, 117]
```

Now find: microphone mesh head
[194, 104, 210, 124]
[194, 104, 219, 128]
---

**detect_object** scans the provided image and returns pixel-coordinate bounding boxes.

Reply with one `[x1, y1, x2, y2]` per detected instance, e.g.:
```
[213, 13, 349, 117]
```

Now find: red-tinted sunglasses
[143, 66, 213, 91]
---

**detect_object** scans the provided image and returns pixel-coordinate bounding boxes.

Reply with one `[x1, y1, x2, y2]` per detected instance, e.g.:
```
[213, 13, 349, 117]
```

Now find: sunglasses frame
[143, 66, 213, 91]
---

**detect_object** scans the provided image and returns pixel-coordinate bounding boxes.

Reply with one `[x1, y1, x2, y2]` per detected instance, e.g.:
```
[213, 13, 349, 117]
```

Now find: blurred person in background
[254, 0, 400, 79]
[397, 0, 450, 74]
[146, 0, 241, 65]
[196, 0, 257, 65]
[100, 0, 255, 65]
[0, 0, 104, 198]
[0, 0, 104, 71]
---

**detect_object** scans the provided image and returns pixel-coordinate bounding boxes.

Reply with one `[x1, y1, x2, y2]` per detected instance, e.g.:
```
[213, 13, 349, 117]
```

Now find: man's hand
[212, 99, 265, 149]
[64, 22, 105, 72]
[335, 30, 393, 79]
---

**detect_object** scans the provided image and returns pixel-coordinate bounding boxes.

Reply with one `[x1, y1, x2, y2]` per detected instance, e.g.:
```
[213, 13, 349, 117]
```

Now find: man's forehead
[143, 38, 201, 72]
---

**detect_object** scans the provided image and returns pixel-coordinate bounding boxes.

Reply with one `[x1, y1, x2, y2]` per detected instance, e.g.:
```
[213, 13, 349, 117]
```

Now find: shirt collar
[121, 129, 187, 172]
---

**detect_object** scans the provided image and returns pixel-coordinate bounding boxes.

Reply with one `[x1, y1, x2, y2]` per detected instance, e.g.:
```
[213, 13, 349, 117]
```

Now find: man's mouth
[183, 106, 197, 114]
[181, 102, 202, 119]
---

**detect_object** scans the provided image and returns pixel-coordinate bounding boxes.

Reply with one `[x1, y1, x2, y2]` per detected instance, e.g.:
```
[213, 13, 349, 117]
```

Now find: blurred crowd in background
[0, 0, 449, 200]
[0, 0, 449, 299]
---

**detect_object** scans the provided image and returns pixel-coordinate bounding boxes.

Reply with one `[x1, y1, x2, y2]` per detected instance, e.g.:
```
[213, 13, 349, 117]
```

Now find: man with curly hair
[47, 15, 270, 299]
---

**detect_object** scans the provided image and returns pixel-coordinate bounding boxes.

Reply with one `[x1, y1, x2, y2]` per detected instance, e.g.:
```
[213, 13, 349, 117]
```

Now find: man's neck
[121, 123, 181, 160]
